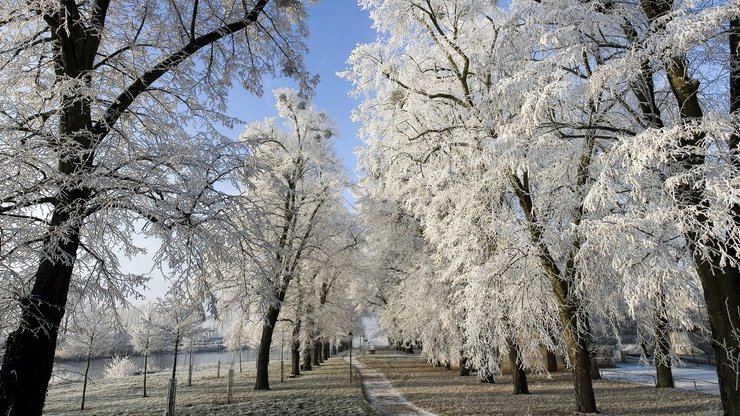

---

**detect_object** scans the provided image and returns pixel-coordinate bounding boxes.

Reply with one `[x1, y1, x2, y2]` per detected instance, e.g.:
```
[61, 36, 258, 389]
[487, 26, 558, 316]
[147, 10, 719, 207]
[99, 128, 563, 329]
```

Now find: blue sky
[225, 1, 377, 182]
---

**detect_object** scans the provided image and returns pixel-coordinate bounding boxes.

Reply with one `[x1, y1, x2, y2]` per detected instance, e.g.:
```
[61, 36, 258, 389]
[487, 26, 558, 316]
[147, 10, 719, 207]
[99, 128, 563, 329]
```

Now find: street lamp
[348, 330, 354, 383]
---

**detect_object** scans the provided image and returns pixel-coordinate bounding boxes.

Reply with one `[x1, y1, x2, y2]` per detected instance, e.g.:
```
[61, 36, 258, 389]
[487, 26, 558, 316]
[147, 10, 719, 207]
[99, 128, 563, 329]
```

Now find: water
[52, 348, 283, 383]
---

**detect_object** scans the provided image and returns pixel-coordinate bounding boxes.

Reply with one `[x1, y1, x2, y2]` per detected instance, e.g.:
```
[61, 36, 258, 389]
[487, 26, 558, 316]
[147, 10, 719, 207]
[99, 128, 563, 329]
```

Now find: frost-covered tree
[56, 297, 117, 411]
[154, 293, 205, 391]
[345, 0, 609, 410]
[578, 5, 740, 412]
[238, 88, 347, 390]
[127, 302, 169, 397]
[0, 1, 315, 413]
[347, 0, 738, 413]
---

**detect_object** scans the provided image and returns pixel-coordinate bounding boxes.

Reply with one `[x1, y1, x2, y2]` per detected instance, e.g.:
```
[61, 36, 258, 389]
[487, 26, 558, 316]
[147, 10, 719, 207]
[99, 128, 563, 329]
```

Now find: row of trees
[223, 88, 363, 390]
[0, 1, 365, 415]
[56, 294, 204, 409]
[344, 0, 738, 414]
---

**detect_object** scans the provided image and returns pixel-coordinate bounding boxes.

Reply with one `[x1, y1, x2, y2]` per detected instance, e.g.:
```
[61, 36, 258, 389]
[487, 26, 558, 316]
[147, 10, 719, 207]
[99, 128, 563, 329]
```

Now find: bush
[104, 355, 138, 379]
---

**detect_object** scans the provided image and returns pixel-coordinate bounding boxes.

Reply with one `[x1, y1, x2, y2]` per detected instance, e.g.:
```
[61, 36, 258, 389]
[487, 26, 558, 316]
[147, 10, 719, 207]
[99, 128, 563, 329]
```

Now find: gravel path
[345, 352, 437, 416]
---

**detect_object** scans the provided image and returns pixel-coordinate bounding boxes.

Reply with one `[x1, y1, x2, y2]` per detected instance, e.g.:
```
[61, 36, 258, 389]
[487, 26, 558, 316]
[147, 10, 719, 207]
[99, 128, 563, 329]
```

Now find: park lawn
[44, 356, 376, 416]
[358, 351, 722, 416]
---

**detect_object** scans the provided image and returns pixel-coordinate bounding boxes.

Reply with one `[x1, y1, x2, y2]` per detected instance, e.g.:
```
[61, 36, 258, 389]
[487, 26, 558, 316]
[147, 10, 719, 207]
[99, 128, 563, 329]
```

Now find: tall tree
[0, 1, 313, 413]
[239, 89, 347, 390]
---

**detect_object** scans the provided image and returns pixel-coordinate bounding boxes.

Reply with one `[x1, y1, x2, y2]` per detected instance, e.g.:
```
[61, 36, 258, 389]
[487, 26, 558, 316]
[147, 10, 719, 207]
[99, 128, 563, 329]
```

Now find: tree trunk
[589, 355, 601, 380]
[507, 338, 529, 395]
[312, 340, 321, 366]
[188, 338, 194, 386]
[171, 334, 181, 382]
[546, 350, 558, 372]
[291, 320, 301, 376]
[565, 322, 597, 414]
[302, 344, 313, 371]
[255, 304, 281, 390]
[694, 257, 740, 412]
[291, 344, 301, 376]
[654, 299, 674, 388]
[0, 231, 82, 416]
[81, 350, 92, 410]
[143, 352, 149, 397]
[459, 353, 470, 376]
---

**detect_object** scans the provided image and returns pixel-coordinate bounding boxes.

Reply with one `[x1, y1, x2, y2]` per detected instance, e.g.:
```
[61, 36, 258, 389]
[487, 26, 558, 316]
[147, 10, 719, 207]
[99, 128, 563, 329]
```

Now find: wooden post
[165, 377, 176, 416]
[217, 360, 221, 379]
[188, 338, 194, 386]
[227, 369, 235, 404]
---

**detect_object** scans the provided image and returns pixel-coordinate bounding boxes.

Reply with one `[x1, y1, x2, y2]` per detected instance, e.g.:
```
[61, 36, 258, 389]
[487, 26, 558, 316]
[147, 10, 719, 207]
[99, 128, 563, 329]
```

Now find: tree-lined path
[1, 1, 739, 415]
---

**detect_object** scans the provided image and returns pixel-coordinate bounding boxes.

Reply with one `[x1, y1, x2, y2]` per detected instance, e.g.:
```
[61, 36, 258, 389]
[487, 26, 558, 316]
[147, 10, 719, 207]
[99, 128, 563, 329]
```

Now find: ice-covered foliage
[103, 355, 138, 379]
[347, 0, 737, 411]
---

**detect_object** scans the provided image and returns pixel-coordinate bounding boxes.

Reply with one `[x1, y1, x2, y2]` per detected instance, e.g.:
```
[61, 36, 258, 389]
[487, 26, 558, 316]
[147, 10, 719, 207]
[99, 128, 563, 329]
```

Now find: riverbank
[44, 356, 377, 415]
[356, 351, 722, 416]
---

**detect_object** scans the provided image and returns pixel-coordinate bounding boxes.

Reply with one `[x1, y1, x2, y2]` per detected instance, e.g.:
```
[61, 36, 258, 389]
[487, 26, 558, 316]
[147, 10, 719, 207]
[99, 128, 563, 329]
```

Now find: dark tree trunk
[589, 355, 601, 380]
[312, 340, 321, 366]
[291, 320, 301, 376]
[255, 304, 281, 390]
[694, 257, 740, 413]
[566, 324, 598, 414]
[459, 353, 470, 376]
[323, 341, 330, 361]
[654, 298, 674, 388]
[81, 349, 92, 410]
[143, 352, 149, 397]
[291, 345, 301, 376]
[546, 350, 558, 372]
[0, 233, 81, 416]
[507, 338, 529, 395]
[171, 334, 181, 382]
[445, 360, 451, 371]
[302, 344, 313, 371]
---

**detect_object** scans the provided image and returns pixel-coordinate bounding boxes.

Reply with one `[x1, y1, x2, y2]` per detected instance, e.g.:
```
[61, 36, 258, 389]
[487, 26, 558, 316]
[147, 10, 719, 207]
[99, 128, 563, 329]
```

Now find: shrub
[104, 355, 138, 379]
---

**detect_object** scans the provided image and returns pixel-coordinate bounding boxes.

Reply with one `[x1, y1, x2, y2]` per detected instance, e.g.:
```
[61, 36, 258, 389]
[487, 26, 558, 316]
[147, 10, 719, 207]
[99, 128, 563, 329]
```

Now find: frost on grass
[358, 352, 721, 416]
[43, 357, 376, 416]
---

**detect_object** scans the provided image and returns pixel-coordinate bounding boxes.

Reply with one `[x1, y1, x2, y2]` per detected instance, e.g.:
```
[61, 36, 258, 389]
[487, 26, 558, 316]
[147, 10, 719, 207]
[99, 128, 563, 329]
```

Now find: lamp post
[348, 330, 354, 383]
